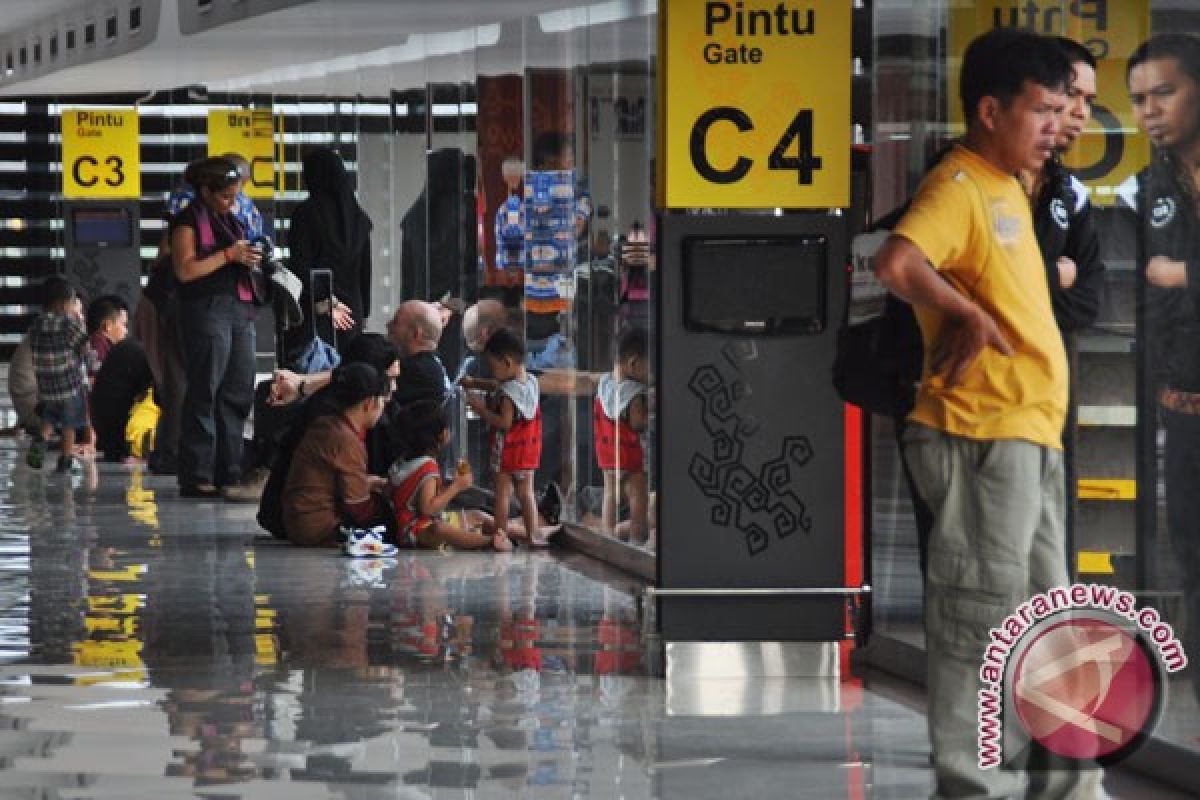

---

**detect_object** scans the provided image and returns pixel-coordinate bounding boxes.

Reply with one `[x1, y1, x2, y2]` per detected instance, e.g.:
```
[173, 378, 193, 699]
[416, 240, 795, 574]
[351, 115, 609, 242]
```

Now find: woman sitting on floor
[281, 362, 392, 547]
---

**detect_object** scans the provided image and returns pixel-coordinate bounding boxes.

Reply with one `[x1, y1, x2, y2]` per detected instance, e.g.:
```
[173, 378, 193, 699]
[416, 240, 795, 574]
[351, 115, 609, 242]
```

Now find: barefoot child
[464, 329, 542, 543]
[390, 400, 514, 551]
[594, 327, 650, 543]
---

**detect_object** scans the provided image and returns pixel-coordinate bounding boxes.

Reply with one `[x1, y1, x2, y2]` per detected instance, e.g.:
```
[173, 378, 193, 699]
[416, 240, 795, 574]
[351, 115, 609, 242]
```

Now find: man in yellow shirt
[875, 29, 1103, 799]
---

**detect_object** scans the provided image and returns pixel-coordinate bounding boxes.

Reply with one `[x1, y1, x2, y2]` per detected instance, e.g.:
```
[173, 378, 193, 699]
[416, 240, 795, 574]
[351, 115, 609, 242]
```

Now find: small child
[464, 328, 542, 542]
[28, 276, 89, 473]
[80, 295, 129, 456]
[389, 400, 513, 551]
[85, 295, 130, 383]
[594, 327, 650, 543]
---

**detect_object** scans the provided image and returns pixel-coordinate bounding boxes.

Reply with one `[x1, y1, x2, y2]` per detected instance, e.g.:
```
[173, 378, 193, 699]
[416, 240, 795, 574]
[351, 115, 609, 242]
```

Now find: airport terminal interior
[0, 0, 1198, 796]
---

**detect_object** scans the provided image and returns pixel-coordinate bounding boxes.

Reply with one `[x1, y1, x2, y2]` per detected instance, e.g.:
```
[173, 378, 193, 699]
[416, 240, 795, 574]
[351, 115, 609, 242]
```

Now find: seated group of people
[258, 300, 565, 554]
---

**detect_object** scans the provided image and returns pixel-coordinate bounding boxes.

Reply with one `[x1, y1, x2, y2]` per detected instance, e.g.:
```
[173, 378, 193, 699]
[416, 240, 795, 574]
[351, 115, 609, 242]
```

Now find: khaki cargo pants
[902, 424, 1103, 800]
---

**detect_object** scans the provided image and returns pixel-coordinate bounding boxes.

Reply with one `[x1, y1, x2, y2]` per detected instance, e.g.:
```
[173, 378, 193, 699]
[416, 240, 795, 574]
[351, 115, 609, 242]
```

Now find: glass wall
[200, 7, 660, 548]
[0, 5, 658, 542]
[869, 0, 1200, 757]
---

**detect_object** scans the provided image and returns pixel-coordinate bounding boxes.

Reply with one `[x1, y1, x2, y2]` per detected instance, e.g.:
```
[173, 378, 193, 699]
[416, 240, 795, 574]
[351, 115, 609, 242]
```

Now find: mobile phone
[311, 268, 335, 347]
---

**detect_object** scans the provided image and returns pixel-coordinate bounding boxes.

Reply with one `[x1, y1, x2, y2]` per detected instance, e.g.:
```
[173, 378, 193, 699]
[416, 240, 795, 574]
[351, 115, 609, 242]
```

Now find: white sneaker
[341, 525, 398, 558]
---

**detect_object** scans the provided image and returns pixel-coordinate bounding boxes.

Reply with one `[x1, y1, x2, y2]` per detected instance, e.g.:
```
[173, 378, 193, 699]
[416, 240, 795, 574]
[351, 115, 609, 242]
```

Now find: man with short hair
[874, 29, 1103, 798]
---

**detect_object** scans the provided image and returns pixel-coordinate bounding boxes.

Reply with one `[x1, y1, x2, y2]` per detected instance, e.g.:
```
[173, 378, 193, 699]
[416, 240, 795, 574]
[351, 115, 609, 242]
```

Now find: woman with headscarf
[286, 147, 373, 358]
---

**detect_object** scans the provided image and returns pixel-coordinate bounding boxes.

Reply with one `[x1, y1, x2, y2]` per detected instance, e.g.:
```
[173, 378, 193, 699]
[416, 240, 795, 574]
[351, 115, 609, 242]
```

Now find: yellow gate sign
[948, 0, 1151, 206]
[208, 109, 278, 199]
[659, 0, 851, 209]
[61, 108, 140, 198]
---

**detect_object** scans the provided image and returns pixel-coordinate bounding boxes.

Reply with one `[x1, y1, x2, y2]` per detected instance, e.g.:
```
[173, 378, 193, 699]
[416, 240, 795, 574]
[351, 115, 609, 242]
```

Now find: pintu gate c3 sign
[61, 108, 141, 199]
[659, 0, 851, 209]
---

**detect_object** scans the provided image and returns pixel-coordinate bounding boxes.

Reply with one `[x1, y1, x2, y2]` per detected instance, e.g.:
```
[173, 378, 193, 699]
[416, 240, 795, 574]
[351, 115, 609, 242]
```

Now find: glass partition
[868, 0, 1200, 757]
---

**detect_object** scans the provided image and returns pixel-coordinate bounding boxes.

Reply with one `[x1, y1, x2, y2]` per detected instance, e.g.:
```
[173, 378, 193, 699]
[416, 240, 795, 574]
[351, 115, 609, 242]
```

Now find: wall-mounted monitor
[71, 207, 133, 248]
[683, 235, 827, 335]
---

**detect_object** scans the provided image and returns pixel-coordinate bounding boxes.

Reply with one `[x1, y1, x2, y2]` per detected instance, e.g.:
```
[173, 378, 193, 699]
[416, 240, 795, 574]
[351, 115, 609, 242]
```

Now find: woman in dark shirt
[170, 156, 264, 497]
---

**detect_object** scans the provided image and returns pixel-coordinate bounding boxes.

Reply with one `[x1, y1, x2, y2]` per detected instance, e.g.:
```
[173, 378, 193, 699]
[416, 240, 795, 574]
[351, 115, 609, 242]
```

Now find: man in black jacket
[1024, 37, 1104, 565]
[1028, 37, 1104, 338]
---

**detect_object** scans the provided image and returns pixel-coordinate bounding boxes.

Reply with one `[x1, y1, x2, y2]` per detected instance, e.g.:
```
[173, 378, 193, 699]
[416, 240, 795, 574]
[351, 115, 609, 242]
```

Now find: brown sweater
[282, 414, 376, 546]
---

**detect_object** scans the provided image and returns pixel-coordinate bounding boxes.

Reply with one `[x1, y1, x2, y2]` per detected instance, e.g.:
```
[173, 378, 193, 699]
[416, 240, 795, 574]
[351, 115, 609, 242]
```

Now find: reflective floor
[0, 439, 1190, 798]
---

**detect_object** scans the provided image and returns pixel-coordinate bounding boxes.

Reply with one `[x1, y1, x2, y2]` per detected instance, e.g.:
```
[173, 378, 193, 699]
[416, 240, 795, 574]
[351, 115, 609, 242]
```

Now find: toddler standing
[465, 328, 542, 542]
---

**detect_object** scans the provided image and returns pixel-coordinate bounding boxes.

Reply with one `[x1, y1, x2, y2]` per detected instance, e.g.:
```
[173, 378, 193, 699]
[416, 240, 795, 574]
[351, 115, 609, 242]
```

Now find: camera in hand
[250, 235, 283, 274]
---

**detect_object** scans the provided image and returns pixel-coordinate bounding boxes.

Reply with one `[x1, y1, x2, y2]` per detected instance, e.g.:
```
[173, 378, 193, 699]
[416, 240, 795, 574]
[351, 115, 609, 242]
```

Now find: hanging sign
[659, 0, 851, 208]
[208, 109, 278, 198]
[61, 108, 140, 198]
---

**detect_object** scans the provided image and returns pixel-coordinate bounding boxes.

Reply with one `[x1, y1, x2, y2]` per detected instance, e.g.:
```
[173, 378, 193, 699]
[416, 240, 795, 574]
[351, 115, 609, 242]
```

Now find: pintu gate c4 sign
[61, 108, 141, 199]
[659, 0, 851, 209]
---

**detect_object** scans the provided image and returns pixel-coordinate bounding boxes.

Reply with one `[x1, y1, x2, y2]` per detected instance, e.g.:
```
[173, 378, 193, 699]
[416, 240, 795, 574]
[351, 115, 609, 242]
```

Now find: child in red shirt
[389, 400, 514, 551]
[464, 328, 542, 543]
[594, 327, 649, 543]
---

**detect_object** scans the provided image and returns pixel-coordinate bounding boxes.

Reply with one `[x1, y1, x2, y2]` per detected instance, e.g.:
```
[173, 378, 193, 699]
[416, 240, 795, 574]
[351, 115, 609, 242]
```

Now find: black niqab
[300, 147, 372, 258]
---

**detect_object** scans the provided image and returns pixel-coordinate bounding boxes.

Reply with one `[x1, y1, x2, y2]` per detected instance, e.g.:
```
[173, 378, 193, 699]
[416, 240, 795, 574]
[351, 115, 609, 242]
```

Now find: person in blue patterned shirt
[167, 152, 263, 239]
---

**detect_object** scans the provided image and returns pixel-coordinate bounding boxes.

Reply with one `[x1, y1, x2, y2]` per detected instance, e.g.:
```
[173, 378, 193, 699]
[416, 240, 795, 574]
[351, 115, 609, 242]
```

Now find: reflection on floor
[0, 440, 1189, 798]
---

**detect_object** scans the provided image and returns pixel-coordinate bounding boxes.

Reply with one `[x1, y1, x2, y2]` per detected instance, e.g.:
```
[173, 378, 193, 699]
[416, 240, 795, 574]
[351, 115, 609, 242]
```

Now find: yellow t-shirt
[892, 145, 1067, 449]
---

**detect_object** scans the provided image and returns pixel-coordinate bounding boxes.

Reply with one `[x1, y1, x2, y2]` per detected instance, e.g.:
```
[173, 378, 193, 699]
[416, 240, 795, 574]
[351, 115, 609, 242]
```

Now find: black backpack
[831, 213, 924, 418]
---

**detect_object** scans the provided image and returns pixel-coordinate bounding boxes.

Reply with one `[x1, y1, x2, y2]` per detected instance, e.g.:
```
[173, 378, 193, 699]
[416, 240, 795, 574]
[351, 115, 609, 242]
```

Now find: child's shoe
[537, 481, 563, 525]
[25, 439, 45, 469]
[342, 525, 399, 558]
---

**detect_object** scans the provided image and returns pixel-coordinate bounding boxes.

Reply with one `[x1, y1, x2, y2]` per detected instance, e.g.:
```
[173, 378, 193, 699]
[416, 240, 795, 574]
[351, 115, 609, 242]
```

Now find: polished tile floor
[0, 440, 1190, 799]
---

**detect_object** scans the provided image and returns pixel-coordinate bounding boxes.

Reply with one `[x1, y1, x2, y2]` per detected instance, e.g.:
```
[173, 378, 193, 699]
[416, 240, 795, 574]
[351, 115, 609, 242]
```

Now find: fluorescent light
[539, 0, 656, 32]
[207, 24, 500, 92]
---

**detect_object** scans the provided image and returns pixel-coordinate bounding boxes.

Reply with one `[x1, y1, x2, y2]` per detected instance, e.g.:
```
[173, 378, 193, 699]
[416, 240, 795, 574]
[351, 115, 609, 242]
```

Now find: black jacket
[1032, 158, 1104, 335]
[1122, 157, 1200, 392]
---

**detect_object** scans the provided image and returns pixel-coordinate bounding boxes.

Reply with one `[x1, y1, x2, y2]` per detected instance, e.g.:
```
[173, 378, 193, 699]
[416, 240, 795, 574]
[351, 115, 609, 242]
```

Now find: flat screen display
[71, 207, 132, 247]
[683, 236, 827, 335]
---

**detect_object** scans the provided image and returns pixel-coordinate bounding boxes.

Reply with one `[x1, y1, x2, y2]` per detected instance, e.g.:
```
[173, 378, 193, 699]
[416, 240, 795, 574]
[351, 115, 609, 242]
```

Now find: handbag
[831, 226, 923, 417]
[832, 296, 922, 417]
[294, 335, 341, 375]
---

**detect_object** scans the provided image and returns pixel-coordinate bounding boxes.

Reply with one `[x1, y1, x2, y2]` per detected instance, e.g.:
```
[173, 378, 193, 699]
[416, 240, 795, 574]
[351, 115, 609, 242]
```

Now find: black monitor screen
[684, 236, 827, 335]
[72, 207, 132, 247]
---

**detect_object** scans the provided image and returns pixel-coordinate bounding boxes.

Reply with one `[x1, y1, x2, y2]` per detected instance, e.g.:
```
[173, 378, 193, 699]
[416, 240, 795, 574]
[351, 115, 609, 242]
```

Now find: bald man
[387, 300, 450, 408]
[455, 298, 508, 384]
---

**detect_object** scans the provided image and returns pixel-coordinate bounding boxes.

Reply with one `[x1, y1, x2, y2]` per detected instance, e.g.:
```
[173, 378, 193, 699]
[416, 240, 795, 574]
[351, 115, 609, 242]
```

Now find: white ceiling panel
[0, 0, 654, 97]
[0, 0, 87, 34]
